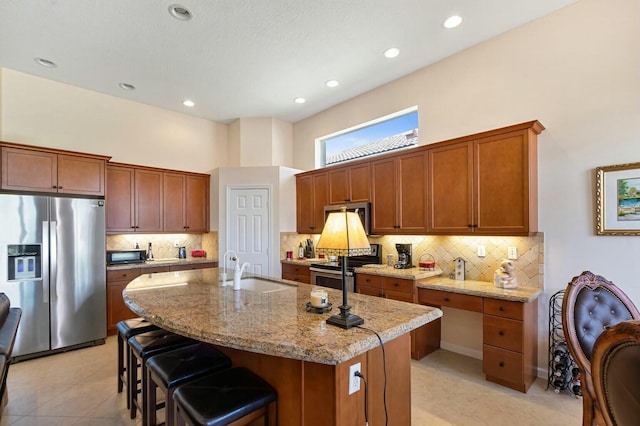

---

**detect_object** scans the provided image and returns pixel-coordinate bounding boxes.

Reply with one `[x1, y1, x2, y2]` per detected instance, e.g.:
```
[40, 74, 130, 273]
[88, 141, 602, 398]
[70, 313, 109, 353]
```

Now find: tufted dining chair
[592, 320, 640, 426]
[562, 271, 640, 426]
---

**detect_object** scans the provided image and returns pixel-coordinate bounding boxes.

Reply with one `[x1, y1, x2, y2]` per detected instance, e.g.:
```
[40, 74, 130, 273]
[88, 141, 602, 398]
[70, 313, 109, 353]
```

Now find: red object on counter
[191, 250, 206, 258]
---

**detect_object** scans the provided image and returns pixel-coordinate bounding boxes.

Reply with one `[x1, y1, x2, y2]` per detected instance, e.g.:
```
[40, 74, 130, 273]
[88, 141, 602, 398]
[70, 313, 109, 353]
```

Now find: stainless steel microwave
[106, 249, 147, 265]
[324, 202, 371, 235]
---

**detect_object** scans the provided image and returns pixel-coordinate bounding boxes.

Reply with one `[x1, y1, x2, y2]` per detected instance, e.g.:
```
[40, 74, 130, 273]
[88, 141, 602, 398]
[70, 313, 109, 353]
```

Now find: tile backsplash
[107, 232, 218, 260]
[281, 232, 544, 289]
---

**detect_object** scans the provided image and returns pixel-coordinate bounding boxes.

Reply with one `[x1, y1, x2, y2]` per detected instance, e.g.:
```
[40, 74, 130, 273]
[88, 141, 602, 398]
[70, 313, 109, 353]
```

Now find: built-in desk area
[417, 277, 542, 392]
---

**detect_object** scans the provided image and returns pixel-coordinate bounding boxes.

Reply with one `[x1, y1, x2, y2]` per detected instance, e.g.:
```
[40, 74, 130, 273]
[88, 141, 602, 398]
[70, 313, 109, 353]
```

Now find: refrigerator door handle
[50, 220, 57, 301]
[42, 221, 50, 303]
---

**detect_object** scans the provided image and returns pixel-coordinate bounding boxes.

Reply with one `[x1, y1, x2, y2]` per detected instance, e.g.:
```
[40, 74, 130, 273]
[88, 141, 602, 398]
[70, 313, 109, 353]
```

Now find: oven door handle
[310, 267, 353, 277]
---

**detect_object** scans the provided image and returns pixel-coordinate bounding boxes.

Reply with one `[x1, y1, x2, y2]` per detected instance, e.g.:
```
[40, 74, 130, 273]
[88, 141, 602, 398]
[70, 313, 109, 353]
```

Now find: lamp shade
[316, 210, 370, 256]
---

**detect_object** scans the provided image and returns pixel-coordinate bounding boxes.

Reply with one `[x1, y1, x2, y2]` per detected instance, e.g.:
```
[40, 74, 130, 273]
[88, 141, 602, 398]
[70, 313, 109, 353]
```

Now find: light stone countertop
[354, 265, 444, 280]
[123, 268, 442, 365]
[107, 257, 217, 271]
[417, 277, 542, 303]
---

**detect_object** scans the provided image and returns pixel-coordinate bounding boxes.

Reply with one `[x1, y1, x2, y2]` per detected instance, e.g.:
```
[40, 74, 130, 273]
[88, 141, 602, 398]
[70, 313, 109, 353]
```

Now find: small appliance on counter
[191, 250, 206, 258]
[178, 247, 187, 259]
[106, 249, 147, 265]
[394, 243, 413, 269]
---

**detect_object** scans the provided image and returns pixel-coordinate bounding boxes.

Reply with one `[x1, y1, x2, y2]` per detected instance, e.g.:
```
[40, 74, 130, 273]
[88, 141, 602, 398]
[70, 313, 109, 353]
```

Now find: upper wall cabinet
[1, 144, 109, 196]
[428, 121, 544, 235]
[296, 172, 328, 234]
[371, 151, 428, 235]
[106, 163, 209, 234]
[163, 173, 209, 233]
[328, 162, 370, 205]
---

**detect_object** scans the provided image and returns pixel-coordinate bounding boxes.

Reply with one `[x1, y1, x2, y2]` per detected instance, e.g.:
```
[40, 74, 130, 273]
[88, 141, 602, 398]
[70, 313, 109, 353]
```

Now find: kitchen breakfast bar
[123, 268, 442, 426]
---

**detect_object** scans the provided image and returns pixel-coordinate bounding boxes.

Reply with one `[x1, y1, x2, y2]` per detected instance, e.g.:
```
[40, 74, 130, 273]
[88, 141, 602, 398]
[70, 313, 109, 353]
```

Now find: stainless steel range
[310, 244, 381, 292]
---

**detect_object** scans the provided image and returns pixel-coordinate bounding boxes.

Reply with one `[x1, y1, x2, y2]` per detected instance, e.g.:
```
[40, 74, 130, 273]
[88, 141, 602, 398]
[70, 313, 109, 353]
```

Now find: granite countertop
[280, 258, 328, 266]
[123, 268, 442, 365]
[417, 277, 542, 303]
[354, 265, 444, 280]
[107, 257, 217, 271]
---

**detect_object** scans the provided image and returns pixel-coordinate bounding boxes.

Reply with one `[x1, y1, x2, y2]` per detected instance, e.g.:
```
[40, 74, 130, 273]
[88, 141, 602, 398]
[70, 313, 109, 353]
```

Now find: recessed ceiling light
[169, 4, 192, 21]
[325, 80, 339, 88]
[443, 15, 462, 29]
[119, 82, 136, 91]
[35, 57, 56, 68]
[383, 48, 400, 59]
[293, 97, 306, 104]
[183, 99, 195, 107]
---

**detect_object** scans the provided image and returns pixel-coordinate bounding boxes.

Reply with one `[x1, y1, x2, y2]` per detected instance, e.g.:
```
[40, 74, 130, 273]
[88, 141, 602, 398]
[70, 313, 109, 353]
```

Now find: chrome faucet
[233, 262, 250, 291]
[220, 250, 238, 284]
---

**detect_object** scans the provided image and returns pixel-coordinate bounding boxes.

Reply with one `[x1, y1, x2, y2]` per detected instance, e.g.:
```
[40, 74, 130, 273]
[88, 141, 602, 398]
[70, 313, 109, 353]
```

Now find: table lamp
[316, 207, 370, 329]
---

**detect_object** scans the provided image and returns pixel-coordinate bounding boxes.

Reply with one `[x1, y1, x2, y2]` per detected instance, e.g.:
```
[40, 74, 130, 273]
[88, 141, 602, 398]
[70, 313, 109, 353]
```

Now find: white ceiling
[0, 0, 576, 124]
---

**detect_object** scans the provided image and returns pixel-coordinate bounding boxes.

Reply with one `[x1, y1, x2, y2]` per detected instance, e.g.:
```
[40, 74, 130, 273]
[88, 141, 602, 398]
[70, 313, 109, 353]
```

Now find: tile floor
[0, 337, 582, 425]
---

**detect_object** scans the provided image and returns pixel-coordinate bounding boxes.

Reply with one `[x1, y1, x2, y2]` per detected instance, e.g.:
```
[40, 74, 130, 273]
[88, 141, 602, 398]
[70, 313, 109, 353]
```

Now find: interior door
[227, 188, 270, 276]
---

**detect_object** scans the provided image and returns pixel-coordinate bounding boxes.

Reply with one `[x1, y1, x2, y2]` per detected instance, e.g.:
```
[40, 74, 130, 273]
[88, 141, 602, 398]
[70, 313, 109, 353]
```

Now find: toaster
[191, 250, 206, 258]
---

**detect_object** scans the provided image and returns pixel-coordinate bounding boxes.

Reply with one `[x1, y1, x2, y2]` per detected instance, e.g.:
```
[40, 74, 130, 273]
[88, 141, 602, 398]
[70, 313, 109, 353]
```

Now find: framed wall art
[596, 162, 640, 235]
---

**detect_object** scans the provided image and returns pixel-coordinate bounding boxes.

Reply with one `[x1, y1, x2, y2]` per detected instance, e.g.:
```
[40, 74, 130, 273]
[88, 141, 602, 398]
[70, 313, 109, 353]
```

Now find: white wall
[293, 0, 640, 372]
[0, 69, 228, 173]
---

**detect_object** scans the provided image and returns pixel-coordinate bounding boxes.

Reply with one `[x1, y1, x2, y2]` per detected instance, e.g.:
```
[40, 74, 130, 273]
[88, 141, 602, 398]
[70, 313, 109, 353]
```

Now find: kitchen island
[123, 268, 442, 426]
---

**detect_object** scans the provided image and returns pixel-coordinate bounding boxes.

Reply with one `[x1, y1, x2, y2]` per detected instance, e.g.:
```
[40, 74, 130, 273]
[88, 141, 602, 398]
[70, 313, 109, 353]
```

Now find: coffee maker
[394, 243, 413, 269]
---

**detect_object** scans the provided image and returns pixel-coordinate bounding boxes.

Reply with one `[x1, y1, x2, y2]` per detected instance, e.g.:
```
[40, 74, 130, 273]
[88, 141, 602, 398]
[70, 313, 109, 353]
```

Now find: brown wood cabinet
[163, 173, 209, 233]
[106, 165, 163, 233]
[428, 121, 543, 235]
[296, 172, 328, 234]
[328, 162, 370, 204]
[356, 273, 436, 360]
[1, 144, 108, 196]
[418, 287, 538, 392]
[371, 150, 428, 234]
[106, 163, 209, 234]
[281, 263, 310, 284]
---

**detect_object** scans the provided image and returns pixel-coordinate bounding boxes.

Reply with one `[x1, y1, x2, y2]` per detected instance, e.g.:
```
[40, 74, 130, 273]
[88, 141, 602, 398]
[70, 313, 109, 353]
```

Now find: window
[319, 109, 418, 167]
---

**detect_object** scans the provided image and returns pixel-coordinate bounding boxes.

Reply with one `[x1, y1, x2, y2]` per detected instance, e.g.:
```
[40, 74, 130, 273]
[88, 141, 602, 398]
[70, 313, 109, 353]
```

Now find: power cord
[354, 371, 368, 425]
[357, 325, 388, 426]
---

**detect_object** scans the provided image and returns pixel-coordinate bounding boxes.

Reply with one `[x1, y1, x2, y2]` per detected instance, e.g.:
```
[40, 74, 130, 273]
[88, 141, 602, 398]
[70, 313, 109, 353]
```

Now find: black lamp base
[326, 307, 364, 330]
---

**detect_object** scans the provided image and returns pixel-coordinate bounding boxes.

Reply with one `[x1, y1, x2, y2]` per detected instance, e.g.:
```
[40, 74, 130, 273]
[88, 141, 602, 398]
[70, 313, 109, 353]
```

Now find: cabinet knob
[499, 362, 505, 367]
[379, 293, 384, 297]
[498, 330, 505, 336]
[58, 186, 63, 189]
[52, 185, 58, 189]
[444, 297, 450, 302]
[499, 306, 505, 311]
[394, 282, 399, 287]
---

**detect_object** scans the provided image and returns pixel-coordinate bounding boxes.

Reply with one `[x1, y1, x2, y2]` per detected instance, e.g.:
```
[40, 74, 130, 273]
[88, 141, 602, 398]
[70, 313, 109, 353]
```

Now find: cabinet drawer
[281, 263, 310, 278]
[142, 266, 170, 274]
[107, 268, 141, 282]
[483, 345, 524, 385]
[483, 315, 523, 352]
[386, 290, 414, 303]
[169, 263, 214, 272]
[356, 273, 383, 289]
[383, 277, 413, 294]
[358, 285, 383, 298]
[483, 298, 523, 320]
[418, 288, 482, 312]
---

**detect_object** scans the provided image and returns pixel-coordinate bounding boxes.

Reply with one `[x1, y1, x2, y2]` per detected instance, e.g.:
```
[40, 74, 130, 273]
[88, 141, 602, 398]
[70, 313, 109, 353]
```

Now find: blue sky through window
[323, 110, 418, 157]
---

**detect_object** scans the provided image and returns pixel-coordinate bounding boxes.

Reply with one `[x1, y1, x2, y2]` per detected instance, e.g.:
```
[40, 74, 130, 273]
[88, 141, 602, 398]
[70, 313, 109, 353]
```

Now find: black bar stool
[145, 343, 232, 426]
[128, 329, 198, 421]
[173, 367, 277, 426]
[117, 318, 160, 404]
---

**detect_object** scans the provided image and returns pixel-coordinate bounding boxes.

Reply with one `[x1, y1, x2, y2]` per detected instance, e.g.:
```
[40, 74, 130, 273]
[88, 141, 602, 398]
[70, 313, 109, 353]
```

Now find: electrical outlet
[477, 245, 486, 257]
[508, 246, 518, 260]
[174, 240, 179, 248]
[349, 362, 361, 394]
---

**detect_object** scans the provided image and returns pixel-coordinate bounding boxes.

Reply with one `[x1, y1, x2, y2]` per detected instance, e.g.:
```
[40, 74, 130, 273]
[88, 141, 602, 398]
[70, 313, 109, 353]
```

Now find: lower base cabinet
[418, 287, 538, 392]
[106, 262, 217, 335]
[356, 273, 434, 360]
[281, 263, 310, 284]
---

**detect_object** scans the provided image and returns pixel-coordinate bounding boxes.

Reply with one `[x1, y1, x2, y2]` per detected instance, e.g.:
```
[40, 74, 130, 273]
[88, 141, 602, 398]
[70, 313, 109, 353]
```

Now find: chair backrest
[562, 271, 640, 380]
[592, 320, 640, 426]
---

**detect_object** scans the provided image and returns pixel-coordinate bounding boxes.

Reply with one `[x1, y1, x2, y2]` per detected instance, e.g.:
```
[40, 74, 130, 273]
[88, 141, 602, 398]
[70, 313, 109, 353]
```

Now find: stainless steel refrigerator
[0, 194, 106, 360]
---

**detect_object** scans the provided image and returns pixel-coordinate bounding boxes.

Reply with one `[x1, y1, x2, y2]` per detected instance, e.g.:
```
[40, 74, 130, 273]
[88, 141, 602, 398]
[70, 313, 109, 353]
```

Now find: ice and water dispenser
[7, 244, 42, 281]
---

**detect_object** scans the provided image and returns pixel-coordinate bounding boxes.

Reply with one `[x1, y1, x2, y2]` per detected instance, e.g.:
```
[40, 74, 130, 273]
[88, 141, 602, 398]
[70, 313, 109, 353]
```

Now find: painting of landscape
[618, 177, 640, 221]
